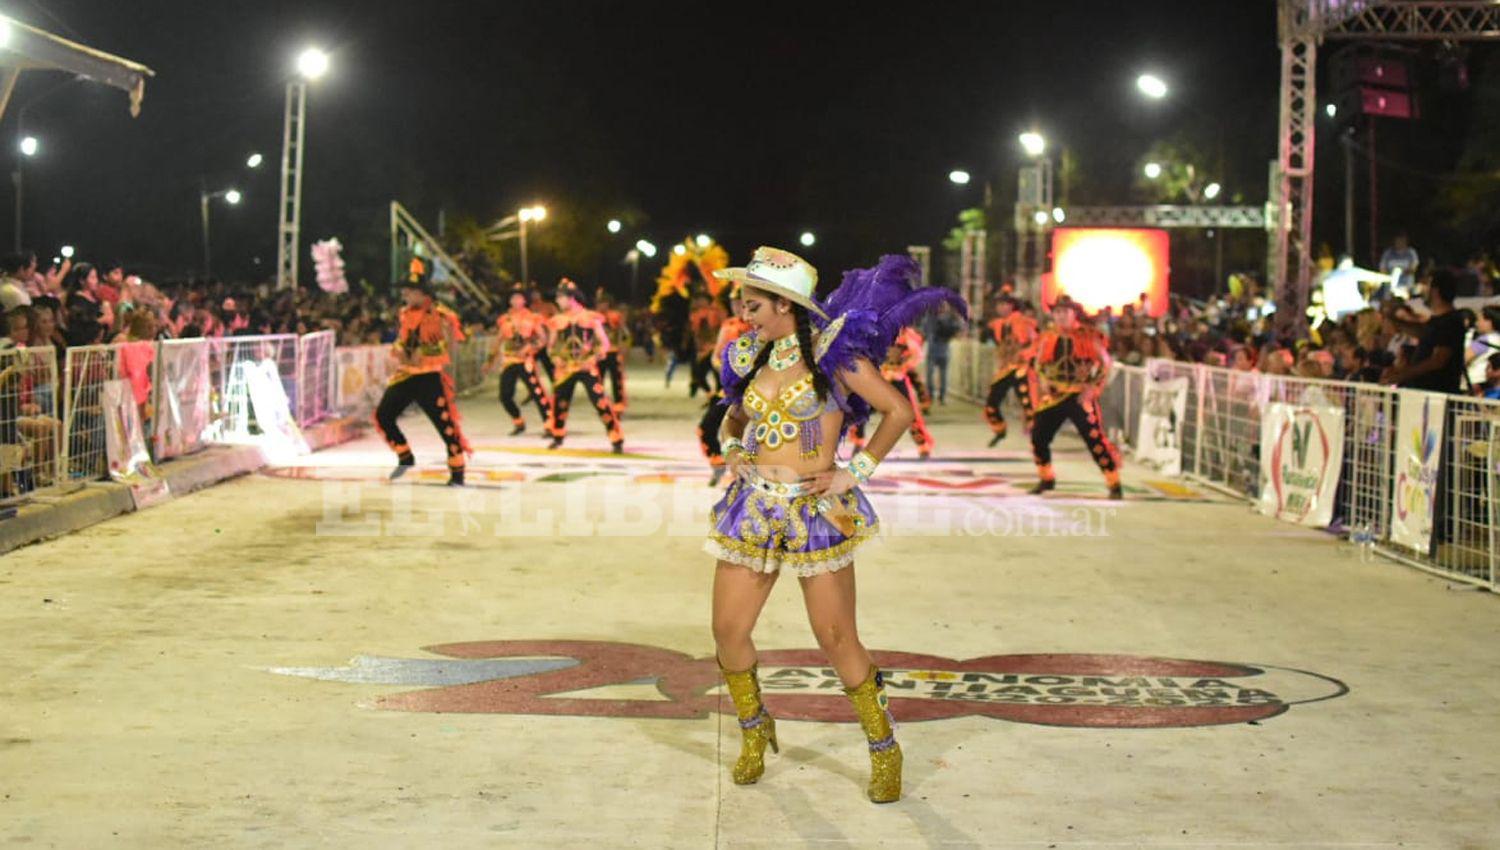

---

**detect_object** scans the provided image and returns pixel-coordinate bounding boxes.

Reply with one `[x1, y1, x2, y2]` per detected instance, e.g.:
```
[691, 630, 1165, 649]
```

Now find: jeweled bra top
[743, 372, 840, 457]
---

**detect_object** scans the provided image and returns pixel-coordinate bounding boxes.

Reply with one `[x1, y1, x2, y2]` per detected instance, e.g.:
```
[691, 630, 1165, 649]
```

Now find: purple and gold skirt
[703, 469, 880, 577]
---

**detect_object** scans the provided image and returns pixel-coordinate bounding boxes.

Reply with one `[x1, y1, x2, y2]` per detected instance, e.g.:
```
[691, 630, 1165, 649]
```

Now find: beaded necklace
[768, 333, 800, 371]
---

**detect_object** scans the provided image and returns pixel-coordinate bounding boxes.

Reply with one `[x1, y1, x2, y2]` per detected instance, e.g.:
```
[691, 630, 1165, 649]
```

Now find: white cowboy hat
[712, 246, 828, 320]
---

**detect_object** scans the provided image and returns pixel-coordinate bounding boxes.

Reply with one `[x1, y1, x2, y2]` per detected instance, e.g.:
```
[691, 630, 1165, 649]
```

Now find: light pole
[277, 46, 329, 290]
[631, 239, 657, 306]
[517, 205, 546, 285]
[200, 186, 242, 278]
[12, 135, 37, 252]
[1015, 131, 1053, 303]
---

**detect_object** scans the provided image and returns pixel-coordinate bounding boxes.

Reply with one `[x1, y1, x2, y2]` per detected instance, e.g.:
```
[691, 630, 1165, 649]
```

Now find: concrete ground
[2, 352, 1498, 849]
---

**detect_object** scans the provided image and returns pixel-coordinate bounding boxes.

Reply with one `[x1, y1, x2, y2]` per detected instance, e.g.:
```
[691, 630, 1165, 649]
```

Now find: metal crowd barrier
[0, 345, 61, 502]
[296, 330, 336, 427]
[1102, 359, 1499, 591]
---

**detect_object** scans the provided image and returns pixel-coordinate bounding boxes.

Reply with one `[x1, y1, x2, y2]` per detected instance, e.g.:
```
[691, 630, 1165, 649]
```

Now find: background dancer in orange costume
[698, 286, 750, 486]
[594, 289, 629, 417]
[545, 279, 624, 453]
[486, 284, 552, 436]
[983, 295, 1038, 446]
[1024, 297, 1121, 499]
[374, 280, 470, 486]
[849, 327, 934, 459]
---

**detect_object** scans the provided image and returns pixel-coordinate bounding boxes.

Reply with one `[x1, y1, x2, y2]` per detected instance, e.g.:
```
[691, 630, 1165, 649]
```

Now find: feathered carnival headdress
[649, 240, 731, 313]
[719, 254, 967, 429]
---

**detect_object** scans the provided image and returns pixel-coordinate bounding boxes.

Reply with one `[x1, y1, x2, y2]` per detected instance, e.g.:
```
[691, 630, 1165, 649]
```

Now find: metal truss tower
[276, 81, 307, 290]
[1273, 0, 1500, 331]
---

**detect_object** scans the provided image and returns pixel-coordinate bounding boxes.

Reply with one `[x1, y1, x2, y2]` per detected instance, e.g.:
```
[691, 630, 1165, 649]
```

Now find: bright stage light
[635, 239, 657, 257]
[1325, 103, 1337, 118]
[1052, 207, 1066, 224]
[296, 47, 330, 80]
[1018, 132, 1046, 157]
[1203, 182, 1222, 200]
[799, 231, 816, 247]
[0, 18, 11, 49]
[225, 189, 242, 205]
[60, 245, 75, 259]
[1033, 210, 1049, 226]
[607, 219, 622, 233]
[1047, 227, 1170, 317]
[1136, 73, 1169, 99]
[19, 136, 37, 157]
[1143, 161, 1163, 179]
[246, 153, 263, 168]
[949, 169, 971, 185]
[673, 244, 687, 256]
[695, 234, 711, 248]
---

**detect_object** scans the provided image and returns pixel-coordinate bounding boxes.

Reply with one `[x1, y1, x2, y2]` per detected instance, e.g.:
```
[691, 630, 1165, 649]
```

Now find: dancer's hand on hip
[804, 467, 857, 496]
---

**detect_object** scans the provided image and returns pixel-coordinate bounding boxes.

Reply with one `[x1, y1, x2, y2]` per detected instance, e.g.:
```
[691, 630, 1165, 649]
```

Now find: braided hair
[739, 298, 830, 402]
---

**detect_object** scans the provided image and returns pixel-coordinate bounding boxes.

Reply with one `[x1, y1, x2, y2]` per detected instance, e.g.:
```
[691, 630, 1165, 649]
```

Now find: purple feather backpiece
[719, 254, 968, 431]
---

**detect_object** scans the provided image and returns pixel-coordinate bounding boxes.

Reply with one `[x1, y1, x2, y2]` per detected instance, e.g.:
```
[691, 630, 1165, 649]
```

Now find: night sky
[0, 2, 1300, 296]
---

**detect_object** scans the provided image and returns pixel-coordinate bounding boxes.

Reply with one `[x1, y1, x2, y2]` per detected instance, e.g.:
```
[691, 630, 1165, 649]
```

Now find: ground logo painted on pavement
[269, 640, 1346, 728]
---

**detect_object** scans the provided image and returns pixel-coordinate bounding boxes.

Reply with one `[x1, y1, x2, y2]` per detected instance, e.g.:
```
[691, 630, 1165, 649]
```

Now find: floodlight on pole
[607, 219, 622, 234]
[225, 189, 242, 204]
[1143, 161, 1163, 179]
[635, 239, 657, 258]
[1018, 131, 1046, 157]
[1325, 103, 1337, 119]
[278, 46, 329, 289]
[296, 47, 330, 81]
[1052, 208, 1066, 224]
[0, 18, 11, 49]
[19, 136, 37, 157]
[1203, 182, 1222, 200]
[517, 205, 547, 285]
[1136, 73, 1168, 99]
[800, 231, 816, 247]
[1033, 210, 1049, 227]
[246, 153, 263, 168]
[949, 169, 971, 185]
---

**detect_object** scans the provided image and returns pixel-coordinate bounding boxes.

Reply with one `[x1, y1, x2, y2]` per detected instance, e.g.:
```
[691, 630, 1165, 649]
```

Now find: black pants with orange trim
[598, 352, 627, 412]
[985, 369, 1030, 435]
[851, 376, 933, 454]
[374, 371, 466, 469]
[1030, 392, 1120, 482]
[499, 360, 552, 426]
[549, 367, 623, 443]
[689, 353, 716, 398]
[699, 396, 729, 466]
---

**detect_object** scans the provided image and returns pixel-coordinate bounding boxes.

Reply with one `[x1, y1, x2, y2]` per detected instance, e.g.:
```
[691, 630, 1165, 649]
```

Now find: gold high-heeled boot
[720, 662, 779, 785]
[844, 665, 902, 803]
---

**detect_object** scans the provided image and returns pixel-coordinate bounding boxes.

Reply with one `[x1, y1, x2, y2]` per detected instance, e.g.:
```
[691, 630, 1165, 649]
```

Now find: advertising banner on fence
[1135, 376, 1188, 476]
[154, 342, 210, 460]
[245, 360, 310, 460]
[335, 346, 390, 417]
[103, 379, 170, 508]
[1390, 390, 1447, 553]
[1257, 403, 1346, 527]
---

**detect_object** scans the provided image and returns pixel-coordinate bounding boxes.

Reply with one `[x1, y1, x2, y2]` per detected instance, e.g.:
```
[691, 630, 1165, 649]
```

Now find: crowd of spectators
[979, 261, 1500, 400]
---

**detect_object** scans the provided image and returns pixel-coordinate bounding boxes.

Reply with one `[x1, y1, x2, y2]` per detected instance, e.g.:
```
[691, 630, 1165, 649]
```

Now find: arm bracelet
[723, 437, 746, 457]
[847, 449, 877, 485]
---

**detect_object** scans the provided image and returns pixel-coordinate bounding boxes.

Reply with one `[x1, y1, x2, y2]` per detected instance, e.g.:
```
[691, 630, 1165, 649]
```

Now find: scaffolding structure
[1272, 0, 1500, 331]
[389, 201, 494, 308]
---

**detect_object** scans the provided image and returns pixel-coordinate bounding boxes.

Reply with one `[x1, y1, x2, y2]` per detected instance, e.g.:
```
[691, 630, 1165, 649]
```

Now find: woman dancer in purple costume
[705, 246, 965, 803]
